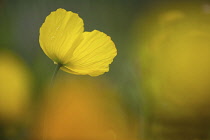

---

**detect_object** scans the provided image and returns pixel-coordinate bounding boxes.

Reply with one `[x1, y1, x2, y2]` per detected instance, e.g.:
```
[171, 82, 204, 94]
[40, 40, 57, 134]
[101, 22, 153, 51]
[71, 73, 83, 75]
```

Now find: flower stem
[51, 63, 62, 85]
[43, 63, 62, 140]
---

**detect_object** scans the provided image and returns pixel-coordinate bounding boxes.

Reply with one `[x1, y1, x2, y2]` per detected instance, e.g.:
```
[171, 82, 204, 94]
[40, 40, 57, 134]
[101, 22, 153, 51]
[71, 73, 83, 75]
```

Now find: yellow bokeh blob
[0, 50, 32, 121]
[31, 78, 139, 140]
[137, 7, 210, 122]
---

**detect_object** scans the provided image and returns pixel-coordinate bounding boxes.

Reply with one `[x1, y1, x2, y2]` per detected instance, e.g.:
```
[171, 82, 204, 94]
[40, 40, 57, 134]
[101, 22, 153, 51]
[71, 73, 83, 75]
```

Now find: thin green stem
[51, 63, 62, 85]
[43, 63, 62, 140]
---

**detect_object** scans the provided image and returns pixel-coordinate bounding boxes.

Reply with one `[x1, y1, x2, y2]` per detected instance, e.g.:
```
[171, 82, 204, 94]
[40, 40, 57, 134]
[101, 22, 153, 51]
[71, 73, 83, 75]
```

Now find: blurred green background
[0, 0, 210, 140]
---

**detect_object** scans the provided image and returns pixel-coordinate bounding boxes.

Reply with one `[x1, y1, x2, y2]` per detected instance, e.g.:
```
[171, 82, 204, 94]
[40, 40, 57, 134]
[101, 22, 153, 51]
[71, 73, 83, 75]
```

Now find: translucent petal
[61, 30, 117, 76]
[39, 8, 84, 64]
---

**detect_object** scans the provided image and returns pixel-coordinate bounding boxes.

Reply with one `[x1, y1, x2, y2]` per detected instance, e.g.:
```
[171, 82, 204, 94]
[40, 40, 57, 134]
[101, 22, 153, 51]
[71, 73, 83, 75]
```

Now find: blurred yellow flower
[134, 5, 210, 139]
[136, 8, 210, 137]
[0, 50, 32, 121]
[31, 78, 139, 140]
[39, 8, 117, 76]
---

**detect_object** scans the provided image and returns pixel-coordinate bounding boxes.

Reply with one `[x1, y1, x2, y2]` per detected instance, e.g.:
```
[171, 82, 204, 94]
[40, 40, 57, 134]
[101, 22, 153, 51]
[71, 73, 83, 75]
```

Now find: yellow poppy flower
[39, 8, 117, 76]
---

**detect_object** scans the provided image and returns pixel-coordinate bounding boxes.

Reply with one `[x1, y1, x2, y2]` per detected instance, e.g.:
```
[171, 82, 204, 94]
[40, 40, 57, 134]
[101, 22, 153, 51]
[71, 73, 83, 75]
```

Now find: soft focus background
[0, 0, 210, 140]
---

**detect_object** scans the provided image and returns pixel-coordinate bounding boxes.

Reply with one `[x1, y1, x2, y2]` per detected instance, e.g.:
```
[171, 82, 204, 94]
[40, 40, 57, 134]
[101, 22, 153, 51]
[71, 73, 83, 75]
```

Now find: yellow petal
[39, 8, 84, 64]
[61, 30, 117, 76]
